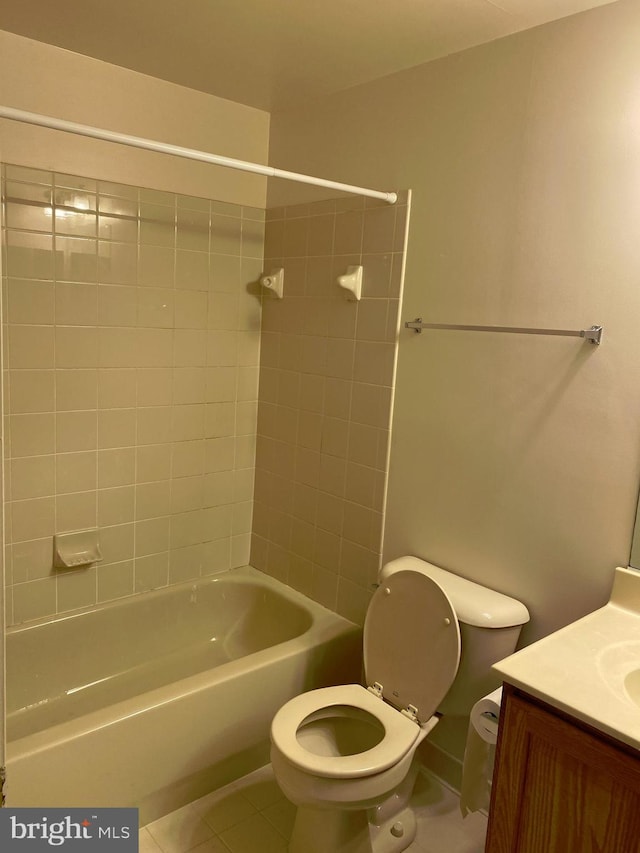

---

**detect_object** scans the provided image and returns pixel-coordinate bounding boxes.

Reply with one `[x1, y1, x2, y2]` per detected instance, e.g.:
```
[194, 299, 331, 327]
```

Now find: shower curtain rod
[0, 106, 398, 204]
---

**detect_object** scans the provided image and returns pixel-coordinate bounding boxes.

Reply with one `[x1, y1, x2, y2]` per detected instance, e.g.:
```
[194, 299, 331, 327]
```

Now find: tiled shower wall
[1, 163, 264, 626]
[251, 194, 409, 624]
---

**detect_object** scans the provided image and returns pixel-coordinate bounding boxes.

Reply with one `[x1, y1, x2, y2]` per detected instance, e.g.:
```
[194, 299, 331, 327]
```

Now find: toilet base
[369, 807, 417, 853]
[288, 803, 417, 853]
[288, 804, 370, 853]
[284, 734, 426, 853]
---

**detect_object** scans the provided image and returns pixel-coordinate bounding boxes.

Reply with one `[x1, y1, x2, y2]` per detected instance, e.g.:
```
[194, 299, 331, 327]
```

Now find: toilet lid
[364, 570, 461, 724]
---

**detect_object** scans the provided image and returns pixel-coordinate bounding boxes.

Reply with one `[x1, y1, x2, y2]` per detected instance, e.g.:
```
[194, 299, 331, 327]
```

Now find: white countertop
[493, 567, 640, 752]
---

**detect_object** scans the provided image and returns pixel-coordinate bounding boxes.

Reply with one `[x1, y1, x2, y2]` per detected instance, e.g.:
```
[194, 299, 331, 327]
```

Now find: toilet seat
[271, 570, 461, 782]
[271, 684, 420, 779]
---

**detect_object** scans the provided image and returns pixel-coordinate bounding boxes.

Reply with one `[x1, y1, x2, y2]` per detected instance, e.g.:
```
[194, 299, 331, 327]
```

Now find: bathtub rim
[6, 564, 311, 637]
[6, 565, 361, 760]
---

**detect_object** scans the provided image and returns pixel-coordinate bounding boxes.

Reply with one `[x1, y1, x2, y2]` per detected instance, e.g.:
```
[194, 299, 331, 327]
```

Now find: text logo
[0, 808, 138, 851]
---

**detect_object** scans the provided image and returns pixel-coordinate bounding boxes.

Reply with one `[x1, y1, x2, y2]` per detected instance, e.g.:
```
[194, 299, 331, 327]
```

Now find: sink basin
[494, 567, 640, 751]
[624, 669, 640, 708]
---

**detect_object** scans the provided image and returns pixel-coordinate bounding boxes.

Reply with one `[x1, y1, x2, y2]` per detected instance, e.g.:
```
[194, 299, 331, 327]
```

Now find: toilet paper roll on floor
[460, 687, 502, 817]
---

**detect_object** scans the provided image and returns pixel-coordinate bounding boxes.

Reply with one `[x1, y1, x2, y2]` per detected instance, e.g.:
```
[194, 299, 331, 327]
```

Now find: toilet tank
[380, 557, 529, 715]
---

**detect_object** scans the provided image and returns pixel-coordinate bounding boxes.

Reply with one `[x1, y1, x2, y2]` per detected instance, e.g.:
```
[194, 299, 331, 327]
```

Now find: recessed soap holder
[337, 265, 362, 301]
[54, 529, 103, 569]
[260, 267, 284, 299]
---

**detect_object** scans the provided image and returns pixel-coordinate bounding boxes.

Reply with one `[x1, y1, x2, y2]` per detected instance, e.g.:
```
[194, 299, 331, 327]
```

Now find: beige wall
[0, 31, 270, 207]
[1, 163, 264, 626]
[268, 0, 640, 646]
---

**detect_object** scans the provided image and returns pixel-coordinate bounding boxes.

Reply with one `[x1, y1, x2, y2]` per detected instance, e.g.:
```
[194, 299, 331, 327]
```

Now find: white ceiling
[0, 0, 618, 111]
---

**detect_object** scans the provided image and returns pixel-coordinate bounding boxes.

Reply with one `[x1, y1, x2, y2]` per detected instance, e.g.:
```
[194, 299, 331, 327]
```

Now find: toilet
[270, 556, 529, 853]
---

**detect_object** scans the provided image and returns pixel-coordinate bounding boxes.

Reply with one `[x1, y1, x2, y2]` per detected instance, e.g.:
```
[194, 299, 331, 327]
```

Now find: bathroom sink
[493, 567, 640, 751]
[624, 669, 640, 708]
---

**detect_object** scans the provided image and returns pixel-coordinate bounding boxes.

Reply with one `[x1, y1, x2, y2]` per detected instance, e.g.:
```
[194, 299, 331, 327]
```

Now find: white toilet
[270, 556, 529, 853]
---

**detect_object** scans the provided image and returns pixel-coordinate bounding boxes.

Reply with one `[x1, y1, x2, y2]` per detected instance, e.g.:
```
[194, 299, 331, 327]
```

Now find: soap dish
[54, 529, 103, 569]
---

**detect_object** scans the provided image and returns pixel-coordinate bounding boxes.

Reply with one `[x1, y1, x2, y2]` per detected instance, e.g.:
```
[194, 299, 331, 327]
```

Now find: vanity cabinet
[485, 684, 640, 853]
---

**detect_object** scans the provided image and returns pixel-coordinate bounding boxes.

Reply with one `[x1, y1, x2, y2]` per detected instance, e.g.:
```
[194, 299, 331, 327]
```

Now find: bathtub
[5, 566, 362, 823]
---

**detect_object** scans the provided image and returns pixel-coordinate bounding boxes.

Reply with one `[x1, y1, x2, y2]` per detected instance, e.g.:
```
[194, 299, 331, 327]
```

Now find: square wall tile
[2, 165, 265, 626]
[10, 496, 55, 543]
[13, 578, 57, 623]
[140, 202, 175, 247]
[56, 451, 98, 495]
[8, 325, 55, 369]
[254, 198, 406, 612]
[6, 279, 55, 324]
[54, 236, 98, 282]
[56, 327, 99, 369]
[10, 413, 55, 458]
[99, 448, 136, 488]
[10, 370, 55, 413]
[57, 369, 98, 411]
[10, 456, 55, 500]
[5, 231, 55, 280]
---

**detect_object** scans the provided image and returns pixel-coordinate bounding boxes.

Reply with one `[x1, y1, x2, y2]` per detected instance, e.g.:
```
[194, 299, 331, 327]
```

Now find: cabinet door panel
[486, 688, 640, 853]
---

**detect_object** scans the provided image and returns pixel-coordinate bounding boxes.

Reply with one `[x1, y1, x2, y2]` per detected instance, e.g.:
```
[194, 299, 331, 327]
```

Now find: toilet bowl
[270, 557, 529, 853]
[271, 683, 439, 810]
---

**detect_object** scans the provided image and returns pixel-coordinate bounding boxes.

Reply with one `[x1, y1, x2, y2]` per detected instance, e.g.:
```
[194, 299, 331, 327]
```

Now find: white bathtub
[5, 566, 362, 823]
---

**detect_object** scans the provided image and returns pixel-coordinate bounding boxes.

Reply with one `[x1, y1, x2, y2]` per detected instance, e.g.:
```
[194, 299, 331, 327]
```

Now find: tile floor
[139, 765, 487, 853]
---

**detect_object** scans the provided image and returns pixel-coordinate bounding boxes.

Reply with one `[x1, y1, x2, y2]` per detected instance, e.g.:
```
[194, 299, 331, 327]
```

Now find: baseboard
[418, 738, 463, 794]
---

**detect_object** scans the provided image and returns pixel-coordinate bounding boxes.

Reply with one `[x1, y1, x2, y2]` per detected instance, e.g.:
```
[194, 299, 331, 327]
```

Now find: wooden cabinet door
[485, 687, 640, 853]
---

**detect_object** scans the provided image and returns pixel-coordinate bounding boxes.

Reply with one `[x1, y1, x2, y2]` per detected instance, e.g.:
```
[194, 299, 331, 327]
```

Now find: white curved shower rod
[0, 105, 398, 204]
